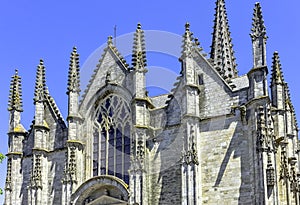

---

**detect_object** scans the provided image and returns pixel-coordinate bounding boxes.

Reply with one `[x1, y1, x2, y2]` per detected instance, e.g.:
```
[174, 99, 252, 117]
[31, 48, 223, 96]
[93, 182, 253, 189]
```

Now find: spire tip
[185, 22, 190, 31]
[137, 23, 142, 30]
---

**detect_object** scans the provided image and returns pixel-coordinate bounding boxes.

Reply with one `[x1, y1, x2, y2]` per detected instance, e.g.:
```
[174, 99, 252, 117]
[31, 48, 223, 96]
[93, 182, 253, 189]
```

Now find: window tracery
[93, 95, 131, 184]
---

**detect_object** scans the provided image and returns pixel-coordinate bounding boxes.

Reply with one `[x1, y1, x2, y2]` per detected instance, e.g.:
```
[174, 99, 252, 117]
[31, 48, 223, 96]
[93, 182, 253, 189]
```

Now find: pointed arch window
[93, 95, 131, 184]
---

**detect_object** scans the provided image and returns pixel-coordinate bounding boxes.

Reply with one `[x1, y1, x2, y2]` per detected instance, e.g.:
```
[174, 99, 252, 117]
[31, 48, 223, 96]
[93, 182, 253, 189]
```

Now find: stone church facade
[4, 1, 300, 204]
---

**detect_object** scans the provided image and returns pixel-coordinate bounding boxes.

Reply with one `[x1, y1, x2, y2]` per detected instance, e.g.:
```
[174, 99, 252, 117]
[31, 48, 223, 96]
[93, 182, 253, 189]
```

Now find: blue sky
[0, 0, 299, 202]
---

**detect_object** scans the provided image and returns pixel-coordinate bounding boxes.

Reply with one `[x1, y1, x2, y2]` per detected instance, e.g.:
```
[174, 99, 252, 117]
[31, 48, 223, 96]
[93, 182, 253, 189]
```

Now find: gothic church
[4, 1, 300, 204]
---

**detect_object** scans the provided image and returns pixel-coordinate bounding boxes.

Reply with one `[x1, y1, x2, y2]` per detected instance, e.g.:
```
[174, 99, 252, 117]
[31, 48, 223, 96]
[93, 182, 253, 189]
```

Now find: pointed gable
[79, 36, 131, 114]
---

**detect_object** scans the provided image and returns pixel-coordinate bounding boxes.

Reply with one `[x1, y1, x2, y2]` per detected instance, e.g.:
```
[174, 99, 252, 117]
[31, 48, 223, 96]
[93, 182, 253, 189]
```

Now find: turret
[131, 23, 150, 129]
[251, 2, 267, 68]
[5, 69, 26, 205]
[248, 3, 268, 99]
[33, 60, 46, 118]
[129, 23, 150, 205]
[179, 23, 201, 204]
[132, 23, 147, 99]
[33, 59, 49, 148]
[270, 51, 299, 204]
[29, 59, 50, 205]
[8, 69, 24, 132]
[67, 47, 80, 115]
[179, 22, 201, 116]
[62, 47, 84, 203]
[210, 0, 237, 80]
[7, 69, 26, 153]
[181, 23, 195, 84]
[270, 51, 285, 109]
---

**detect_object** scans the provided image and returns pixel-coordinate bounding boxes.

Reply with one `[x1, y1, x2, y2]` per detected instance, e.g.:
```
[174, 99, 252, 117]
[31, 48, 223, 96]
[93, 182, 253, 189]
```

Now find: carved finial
[210, 0, 237, 80]
[8, 69, 23, 112]
[107, 36, 113, 46]
[67, 46, 81, 94]
[251, 2, 267, 41]
[271, 51, 285, 85]
[185, 22, 190, 31]
[105, 71, 111, 84]
[34, 59, 46, 103]
[194, 38, 200, 46]
[132, 23, 147, 71]
[137, 22, 142, 30]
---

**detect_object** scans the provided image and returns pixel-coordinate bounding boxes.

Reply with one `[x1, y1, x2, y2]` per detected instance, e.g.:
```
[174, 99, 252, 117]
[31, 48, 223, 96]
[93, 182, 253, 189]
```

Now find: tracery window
[93, 95, 131, 184]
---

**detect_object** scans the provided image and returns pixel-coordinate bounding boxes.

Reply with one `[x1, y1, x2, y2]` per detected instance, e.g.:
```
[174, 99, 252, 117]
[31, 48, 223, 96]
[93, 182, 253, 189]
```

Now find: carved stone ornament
[5, 158, 12, 190]
[266, 155, 275, 187]
[31, 154, 42, 188]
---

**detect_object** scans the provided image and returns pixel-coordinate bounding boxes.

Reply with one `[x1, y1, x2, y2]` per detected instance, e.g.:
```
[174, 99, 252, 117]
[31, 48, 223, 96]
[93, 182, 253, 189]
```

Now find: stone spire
[132, 23, 147, 71]
[34, 59, 47, 103]
[271, 51, 285, 85]
[67, 47, 80, 94]
[251, 2, 267, 68]
[251, 2, 267, 41]
[210, 0, 237, 80]
[8, 69, 23, 112]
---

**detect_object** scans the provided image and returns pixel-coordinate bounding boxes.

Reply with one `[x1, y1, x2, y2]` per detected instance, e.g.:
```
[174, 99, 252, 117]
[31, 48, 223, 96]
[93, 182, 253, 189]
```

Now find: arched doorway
[71, 175, 129, 205]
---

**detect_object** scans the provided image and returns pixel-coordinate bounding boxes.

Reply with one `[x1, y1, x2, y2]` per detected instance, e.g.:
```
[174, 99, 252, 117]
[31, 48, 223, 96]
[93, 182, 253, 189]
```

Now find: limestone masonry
[4, 1, 300, 204]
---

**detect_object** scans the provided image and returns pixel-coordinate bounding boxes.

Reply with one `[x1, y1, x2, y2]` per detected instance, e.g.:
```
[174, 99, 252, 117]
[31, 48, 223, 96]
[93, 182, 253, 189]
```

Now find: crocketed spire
[251, 2, 267, 41]
[271, 51, 285, 85]
[181, 22, 195, 59]
[34, 59, 47, 103]
[8, 69, 23, 112]
[210, 0, 237, 80]
[132, 23, 147, 71]
[67, 47, 80, 94]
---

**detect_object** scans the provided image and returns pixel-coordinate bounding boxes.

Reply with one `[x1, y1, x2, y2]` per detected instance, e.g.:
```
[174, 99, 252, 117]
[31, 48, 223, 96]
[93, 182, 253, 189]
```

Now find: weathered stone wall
[149, 126, 183, 205]
[200, 115, 253, 204]
[20, 157, 32, 204]
[47, 150, 66, 204]
[44, 101, 67, 150]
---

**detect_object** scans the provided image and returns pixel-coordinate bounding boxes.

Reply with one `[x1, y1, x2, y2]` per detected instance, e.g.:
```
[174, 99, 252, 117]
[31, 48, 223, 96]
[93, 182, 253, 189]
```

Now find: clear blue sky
[0, 0, 299, 203]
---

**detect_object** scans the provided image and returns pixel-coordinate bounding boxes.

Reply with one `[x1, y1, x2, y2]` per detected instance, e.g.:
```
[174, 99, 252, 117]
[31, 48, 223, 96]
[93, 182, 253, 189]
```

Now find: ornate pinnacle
[34, 59, 47, 103]
[251, 2, 267, 41]
[132, 23, 147, 71]
[271, 51, 285, 85]
[67, 47, 81, 94]
[180, 23, 204, 60]
[180, 22, 194, 59]
[8, 69, 23, 112]
[210, 0, 237, 80]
